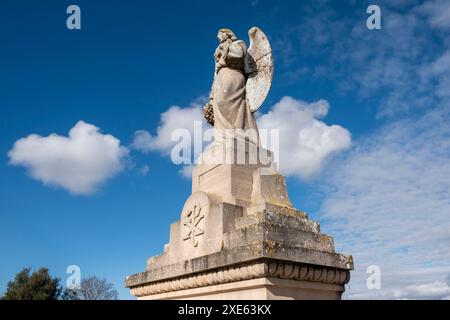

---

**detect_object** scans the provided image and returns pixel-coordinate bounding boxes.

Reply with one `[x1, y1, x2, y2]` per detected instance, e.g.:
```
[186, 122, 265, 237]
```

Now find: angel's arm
[227, 41, 245, 59]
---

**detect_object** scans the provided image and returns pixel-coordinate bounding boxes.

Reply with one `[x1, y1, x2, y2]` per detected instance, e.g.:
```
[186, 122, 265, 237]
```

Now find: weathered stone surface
[193, 140, 290, 208]
[125, 138, 353, 300]
[127, 241, 352, 288]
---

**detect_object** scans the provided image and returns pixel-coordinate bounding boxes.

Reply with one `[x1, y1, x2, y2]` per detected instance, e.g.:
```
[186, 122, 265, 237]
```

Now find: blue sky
[1, 0, 450, 299]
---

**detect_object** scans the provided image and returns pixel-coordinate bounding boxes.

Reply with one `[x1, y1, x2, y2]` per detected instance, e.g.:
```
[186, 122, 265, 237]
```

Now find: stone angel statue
[204, 27, 274, 143]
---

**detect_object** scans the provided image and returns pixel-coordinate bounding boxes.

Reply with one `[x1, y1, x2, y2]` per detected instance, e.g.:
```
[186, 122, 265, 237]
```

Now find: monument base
[125, 140, 353, 300]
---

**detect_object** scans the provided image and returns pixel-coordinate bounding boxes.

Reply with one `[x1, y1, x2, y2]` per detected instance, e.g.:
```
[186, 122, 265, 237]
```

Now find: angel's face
[217, 31, 228, 43]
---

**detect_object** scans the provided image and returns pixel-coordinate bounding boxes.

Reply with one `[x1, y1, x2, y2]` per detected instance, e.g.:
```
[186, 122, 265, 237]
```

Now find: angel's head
[217, 28, 237, 43]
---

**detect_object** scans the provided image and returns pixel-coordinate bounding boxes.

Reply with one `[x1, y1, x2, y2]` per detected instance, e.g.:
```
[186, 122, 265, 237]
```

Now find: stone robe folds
[211, 41, 258, 143]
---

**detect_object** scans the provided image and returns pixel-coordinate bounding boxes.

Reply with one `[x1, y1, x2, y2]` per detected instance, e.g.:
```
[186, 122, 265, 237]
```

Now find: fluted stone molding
[130, 260, 350, 297]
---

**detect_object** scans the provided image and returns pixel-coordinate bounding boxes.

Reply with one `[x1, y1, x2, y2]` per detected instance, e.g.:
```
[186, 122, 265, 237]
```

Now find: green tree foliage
[1, 267, 61, 300]
[1, 267, 119, 300]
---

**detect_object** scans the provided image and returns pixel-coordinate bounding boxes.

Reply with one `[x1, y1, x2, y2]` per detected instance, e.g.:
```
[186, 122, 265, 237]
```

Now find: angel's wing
[245, 27, 274, 113]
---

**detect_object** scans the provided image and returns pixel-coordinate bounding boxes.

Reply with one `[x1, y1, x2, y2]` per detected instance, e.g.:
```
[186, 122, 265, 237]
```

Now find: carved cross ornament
[183, 204, 205, 247]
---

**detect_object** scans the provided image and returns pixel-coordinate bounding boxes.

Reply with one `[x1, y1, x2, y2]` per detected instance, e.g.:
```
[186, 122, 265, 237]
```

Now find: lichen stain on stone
[266, 240, 275, 257]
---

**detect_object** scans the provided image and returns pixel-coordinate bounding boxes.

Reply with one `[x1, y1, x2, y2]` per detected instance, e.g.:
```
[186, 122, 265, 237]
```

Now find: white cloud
[131, 103, 205, 155]
[318, 105, 450, 299]
[418, 0, 450, 29]
[131, 97, 210, 179]
[131, 130, 154, 153]
[8, 121, 128, 195]
[140, 165, 150, 176]
[179, 165, 194, 179]
[430, 50, 450, 100]
[393, 281, 450, 300]
[257, 96, 351, 179]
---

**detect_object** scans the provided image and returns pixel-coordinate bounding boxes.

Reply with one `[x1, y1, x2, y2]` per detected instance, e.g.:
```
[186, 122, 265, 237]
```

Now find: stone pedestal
[125, 140, 353, 300]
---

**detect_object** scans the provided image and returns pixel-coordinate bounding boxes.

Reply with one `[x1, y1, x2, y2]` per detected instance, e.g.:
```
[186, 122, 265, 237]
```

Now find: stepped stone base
[125, 140, 353, 300]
